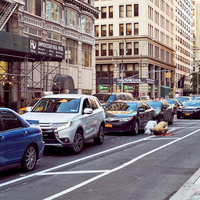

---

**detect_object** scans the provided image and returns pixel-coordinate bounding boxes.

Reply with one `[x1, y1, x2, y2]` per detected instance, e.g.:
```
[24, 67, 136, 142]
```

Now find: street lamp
[140, 38, 157, 97]
[112, 49, 118, 92]
[121, 38, 127, 93]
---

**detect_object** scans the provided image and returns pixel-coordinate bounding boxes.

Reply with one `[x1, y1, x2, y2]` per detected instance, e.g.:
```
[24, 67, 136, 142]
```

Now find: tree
[190, 65, 200, 94]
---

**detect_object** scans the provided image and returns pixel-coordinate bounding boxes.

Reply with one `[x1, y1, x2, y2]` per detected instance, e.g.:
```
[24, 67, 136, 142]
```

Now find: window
[109, 43, 113, 56]
[82, 44, 92, 67]
[109, 64, 113, 78]
[127, 64, 133, 77]
[119, 24, 124, 36]
[134, 42, 139, 55]
[81, 17, 92, 34]
[95, 25, 99, 37]
[46, 1, 61, 23]
[126, 5, 132, 17]
[126, 42, 132, 55]
[65, 9, 78, 29]
[95, 44, 99, 56]
[134, 23, 139, 35]
[47, 32, 60, 42]
[101, 25, 107, 36]
[101, 7, 107, 18]
[109, 6, 113, 18]
[119, 43, 124, 55]
[102, 65, 108, 77]
[134, 4, 139, 16]
[109, 24, 113, 36]
[1, 111, 23, 131]
[66, 39, 78, 65]
[101, 44, 107, 56]
[119, 5, 124, 18]
[96, 65, 100, 78]
[25, 0, 41, 16]
[126, 23, 132, 35]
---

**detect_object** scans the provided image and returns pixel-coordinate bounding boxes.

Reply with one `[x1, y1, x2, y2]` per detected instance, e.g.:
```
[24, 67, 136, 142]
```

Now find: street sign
[124, 85, 134, 90]
[99, 85, 109, 90]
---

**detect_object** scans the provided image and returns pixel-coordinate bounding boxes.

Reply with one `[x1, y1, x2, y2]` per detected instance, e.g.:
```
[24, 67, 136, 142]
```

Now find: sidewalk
[170, 168, 200, 200]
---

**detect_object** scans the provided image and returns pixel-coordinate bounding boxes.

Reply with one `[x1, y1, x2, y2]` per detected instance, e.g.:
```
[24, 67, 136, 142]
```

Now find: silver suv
[22, 94, 105, 154]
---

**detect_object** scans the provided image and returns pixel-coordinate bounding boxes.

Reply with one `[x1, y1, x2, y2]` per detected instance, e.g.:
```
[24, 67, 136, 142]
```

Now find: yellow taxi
[19, 98, 40, 115]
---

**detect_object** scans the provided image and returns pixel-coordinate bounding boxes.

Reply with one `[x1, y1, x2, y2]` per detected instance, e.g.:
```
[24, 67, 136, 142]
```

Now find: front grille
[183, 110, 193, 114]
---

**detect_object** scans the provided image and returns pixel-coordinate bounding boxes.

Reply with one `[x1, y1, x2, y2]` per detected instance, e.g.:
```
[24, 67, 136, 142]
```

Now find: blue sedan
[0, 108, 45, 172]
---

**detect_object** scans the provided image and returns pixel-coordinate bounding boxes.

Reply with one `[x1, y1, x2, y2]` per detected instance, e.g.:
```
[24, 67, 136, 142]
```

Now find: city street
[1, 116, 200, 200]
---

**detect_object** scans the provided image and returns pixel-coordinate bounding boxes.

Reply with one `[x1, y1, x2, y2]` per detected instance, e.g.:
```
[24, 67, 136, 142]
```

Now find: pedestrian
[153, 121, 168, 135]
[20, 96, 24, 102]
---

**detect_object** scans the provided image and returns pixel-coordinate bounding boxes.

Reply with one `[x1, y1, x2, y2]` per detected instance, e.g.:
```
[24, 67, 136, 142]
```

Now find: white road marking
[43, 129, 200, 200]
[0, 135, 154, 188]
[36, 171, 110, 175]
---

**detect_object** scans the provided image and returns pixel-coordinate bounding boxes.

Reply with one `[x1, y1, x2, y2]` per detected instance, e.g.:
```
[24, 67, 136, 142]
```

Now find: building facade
[174, 0, 193, 96]
[0, 0, 98, 108]
[95, 0, 176, 98]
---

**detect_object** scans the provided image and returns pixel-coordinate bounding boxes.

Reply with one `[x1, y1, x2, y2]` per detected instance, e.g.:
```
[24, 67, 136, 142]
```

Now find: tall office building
[95, 0, 176, 98]
[174, 0, 193, 96]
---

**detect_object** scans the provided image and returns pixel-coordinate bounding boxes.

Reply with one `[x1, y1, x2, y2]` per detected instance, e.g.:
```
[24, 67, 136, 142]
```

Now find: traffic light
[166, 72, 171, 78]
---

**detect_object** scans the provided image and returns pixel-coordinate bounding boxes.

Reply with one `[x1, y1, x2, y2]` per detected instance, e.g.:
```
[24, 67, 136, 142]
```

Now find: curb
[170, 168, 200, 200]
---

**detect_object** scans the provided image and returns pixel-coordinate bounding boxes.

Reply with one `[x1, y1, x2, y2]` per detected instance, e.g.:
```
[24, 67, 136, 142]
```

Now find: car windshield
[165, 99, 175, 104]
[32, 98, 80, 113]
[27, 99, 39, 107]
[176, 97, 189, 102]
[106, 102, 137, 111]
[182, 101, 200, 107]
[93, 94, 115, 103]
[146, 101, 162, 109]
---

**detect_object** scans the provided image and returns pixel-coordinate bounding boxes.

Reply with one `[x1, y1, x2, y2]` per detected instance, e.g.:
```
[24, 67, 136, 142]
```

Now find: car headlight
[177, 108, 182, 112]
[119, 116, 133, 122]
[51, 122, 72, 130]
[194, 108, 200, 112]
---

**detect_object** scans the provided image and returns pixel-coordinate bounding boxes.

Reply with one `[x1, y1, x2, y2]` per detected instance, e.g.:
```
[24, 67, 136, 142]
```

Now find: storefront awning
[52, 75, 75, 91]
[0, 31, 65, 62]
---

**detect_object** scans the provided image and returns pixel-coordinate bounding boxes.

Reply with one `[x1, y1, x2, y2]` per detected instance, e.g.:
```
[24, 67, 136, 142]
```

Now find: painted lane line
[43, 129, 200, 200]
[0, 135, 154, 188]
[36, 171, 110, 175]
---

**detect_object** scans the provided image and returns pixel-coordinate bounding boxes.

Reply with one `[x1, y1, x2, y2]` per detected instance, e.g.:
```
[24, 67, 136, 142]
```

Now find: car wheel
[132, 121, 139, 135]
[94, 124, 104, 145]
[168, 114, 174, 125]
[71, 130, 84, 154]
[22, 144, 37, 172]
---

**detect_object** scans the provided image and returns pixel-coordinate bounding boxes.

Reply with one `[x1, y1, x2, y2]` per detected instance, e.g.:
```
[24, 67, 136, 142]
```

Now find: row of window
[97, 4, 139, 19]
[176, 64, 191, 74]
[175, 35, 191, 50]
[175, 24, 191, 42]
[148, 6, 174, 33]
[24, 0, 93, 35]
[95, 42, 139, 57]
[96, 63, 139, 79]
[95, 23, 138, 37]
[175, 54, 191, 66]
[176, 45, 191, 58]
[96, 42, 174, 65]
[151, 0, 174, 19]
[148, 24, 174, 48]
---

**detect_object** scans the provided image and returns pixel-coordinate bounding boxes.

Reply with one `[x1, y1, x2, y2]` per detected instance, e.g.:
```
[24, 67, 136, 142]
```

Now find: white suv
[22, 94, 105, 154]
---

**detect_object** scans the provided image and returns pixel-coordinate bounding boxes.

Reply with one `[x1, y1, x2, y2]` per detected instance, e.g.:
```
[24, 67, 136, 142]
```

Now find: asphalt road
[1, 115, 200, 200]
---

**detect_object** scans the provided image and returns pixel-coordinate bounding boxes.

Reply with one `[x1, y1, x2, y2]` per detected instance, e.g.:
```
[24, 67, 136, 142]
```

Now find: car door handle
[23, 131, 28, 135]
[0, 135, 4, 140]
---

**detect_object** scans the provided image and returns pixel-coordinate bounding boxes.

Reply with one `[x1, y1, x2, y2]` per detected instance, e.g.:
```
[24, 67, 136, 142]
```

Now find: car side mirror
[84, 108, 93, 114]
[26, 107, 32, 112]
[139, 108, 145, 112]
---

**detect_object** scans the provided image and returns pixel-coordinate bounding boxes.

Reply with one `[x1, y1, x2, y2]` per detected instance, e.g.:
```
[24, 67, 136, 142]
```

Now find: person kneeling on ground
[153, 121, 168, 135]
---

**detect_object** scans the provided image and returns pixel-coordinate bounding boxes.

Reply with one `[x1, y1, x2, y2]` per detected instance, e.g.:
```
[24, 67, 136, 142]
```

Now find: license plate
[43, 134, 48, 136]
[105, 124, 112, 128]
[185, 113, 190, 115]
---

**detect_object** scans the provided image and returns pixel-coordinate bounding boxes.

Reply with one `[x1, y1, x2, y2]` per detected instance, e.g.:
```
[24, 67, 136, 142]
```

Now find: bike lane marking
[43, 128, 200, 200]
